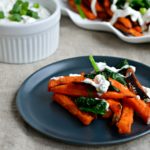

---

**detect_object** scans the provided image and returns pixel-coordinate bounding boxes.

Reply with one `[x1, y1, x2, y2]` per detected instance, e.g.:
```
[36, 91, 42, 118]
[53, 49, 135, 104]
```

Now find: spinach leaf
[102, 69, 127, 85]
[75, 97, 108, 115]
[84, 72, 100, 79]
[116, 0, 126, 8]
[116, 59, 129, 69]
[85, 68, 126, 85]
[129, 0, 150, 10]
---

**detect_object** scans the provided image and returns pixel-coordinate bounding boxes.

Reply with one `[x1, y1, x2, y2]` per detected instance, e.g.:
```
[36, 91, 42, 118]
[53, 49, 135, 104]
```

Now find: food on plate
[0, 0, 50, 25]
[48, 56, 150, 134]
[68, 0, 150, 37]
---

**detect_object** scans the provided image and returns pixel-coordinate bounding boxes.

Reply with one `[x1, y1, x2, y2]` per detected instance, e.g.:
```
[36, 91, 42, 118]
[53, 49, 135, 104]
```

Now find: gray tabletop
[0, 17, 150, 150]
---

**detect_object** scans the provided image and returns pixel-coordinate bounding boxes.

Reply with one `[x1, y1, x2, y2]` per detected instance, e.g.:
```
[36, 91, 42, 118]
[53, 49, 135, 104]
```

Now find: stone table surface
[0, 17, 150, 150]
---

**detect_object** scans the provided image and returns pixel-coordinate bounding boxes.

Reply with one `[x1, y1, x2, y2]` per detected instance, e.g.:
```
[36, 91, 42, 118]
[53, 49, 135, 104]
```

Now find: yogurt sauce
[143, 86, 150, 100]
[0, 0, 50, 25]
[96, 62, 136, 73]
[90, 0, 150, 32]
[91, 0, 97, 16]
[110, 2, 144, 26]
[83, 74, 110, 96]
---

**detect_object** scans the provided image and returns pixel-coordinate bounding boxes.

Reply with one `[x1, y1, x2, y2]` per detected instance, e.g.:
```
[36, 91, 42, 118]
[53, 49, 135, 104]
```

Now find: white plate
[58, 0, 150, 43]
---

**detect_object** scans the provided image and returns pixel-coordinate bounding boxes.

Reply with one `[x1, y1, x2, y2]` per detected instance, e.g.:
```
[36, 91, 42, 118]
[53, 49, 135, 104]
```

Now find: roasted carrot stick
[125, 68, 149, 100]
[95, 1, 103, 12]
[102, 109, 113, 119]
[116, 103, 134, 134]
[48, 75, 85, 91]
[103, 0, 113, 17]
[114, 22, 143, 37]
[117, 17, 132, 29]
[97, 12, 109, 20]
[51, 83, 98, 97]
[123, 98, 150, 124]
[53, 94, 95, 125]
[83, 0, 103, 12]
[100, 91, 135, 100]
[68, 0, 77, 12]
[109, 78, 135, 97]
[80, 4, 97, 20]
[134, 26, 142, 33]
[107, 99, 122, 124]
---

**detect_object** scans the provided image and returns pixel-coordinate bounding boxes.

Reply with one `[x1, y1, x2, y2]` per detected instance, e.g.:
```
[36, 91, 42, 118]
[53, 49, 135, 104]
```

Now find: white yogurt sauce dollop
[83, 74, 110, 96]
[0, 0, 50, 25]
[110, 2, 144, 26]
[96, 62, 136, 73]
[91, 0, 97, 16]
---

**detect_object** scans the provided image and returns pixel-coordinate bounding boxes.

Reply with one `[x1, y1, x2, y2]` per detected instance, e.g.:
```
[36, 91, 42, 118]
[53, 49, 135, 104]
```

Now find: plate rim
[16, 56, 150, 146]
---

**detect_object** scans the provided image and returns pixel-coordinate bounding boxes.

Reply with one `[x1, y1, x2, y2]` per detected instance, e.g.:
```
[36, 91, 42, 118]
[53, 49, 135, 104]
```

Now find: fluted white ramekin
[0, 0, 61, 64]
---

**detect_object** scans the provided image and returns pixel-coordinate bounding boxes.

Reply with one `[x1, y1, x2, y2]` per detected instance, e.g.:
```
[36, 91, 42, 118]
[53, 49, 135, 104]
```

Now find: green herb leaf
[139, 7, 147, 14]
[75, 97, 108, 115]
[0, 11, 5, 19]
[129, 0, 150, 10]
[8, 14, 22, 22]
[76, 5, 86, 19]
[10, 0, 23, 14]
[74, 0, 82, 5]
[116, 59, 129, 69]
[116, 0, 126, 9]
[89, 56, 100, 73]
[22, 1, 29, 11]
[33, 3, 40, 9]
[102, 68, 127, 85]
[27, 10, 39, 19]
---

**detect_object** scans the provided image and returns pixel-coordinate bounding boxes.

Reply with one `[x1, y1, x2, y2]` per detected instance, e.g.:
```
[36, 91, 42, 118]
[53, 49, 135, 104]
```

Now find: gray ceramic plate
[16, 56, 150, 145]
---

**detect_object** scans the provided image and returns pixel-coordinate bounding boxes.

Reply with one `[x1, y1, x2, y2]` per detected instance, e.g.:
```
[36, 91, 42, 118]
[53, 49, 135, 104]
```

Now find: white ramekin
[0, 0, 61, 64]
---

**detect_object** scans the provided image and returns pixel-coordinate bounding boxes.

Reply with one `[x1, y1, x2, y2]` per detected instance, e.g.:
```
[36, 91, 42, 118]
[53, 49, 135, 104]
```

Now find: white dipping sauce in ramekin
[0, 0, 50, 25]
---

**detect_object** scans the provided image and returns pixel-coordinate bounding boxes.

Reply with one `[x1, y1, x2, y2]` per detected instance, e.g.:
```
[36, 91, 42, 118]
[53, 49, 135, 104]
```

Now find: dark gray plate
[16, 56, 150, 145]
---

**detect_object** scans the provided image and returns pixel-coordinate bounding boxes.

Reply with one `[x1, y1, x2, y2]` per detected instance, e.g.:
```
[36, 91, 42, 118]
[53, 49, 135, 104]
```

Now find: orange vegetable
[51, 83, 98, 97]
[103, 0, 113, 17]
[68, 0, 77, 12]
[101, 91, 135, 100]
[134, 26, 142, 33]
[114, 22, 143, 37]
[109, 78, 135, 97]
[118, 17, 132, 29]
[80, 4, 97, 20]
[116, 103, 134, 134]
[102, 109, 113, 119]
[107, 99, 122, 124]
[52, 94, 95, 125]
[48, 75, 85, 91]
[124, 98, 150, 124]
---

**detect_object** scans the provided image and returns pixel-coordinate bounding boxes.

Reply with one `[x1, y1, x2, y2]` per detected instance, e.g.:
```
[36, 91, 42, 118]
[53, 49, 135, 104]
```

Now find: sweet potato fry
[126, 68, 149, 100]
[97, 12, 109, 20]
[48, 75, 85, 91]
[107, 99, 122, 124]
[116, 103, 134, 134]
[109, 78, 135, 97]
[100, 91, 135, 100]
[83, 0, 103, 12]
[80, 4, 97, 20]
[51, 83, 98, 97]
[68, 0, 77, 12]
[114, 22, 143, 37]
[117, 17, 132, 29]
[134, 26, 142, 33]
[53, 94, 95, 125]
[124, 98, 150, 124]
[102, 109, 113, 119]
[103, 0, 113, 17]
